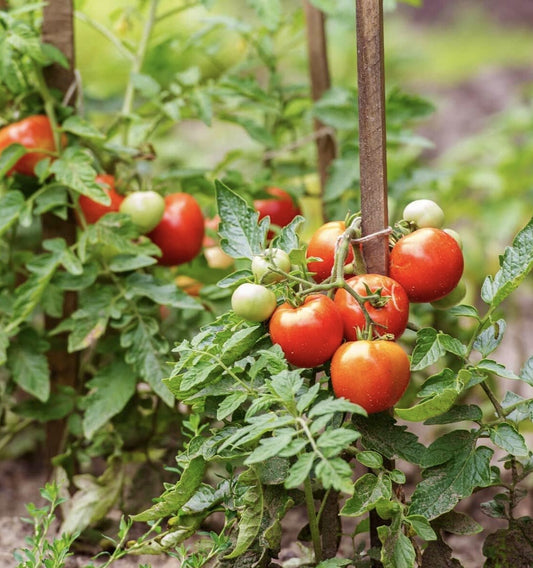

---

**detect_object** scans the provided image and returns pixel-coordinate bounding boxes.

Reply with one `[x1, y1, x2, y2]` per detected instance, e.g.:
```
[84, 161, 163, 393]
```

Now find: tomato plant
[78, 174, 124, 224]
[330, 339, 411, 414]
[119, 190, 165, 233]
[430, 279, 467, 309]
[306, 221, 355, 282]
[254, 187, 301, 236]
[389, 227, 464, 302]
[231, 282, 277, 322]
[148, 192, 205, 266]
[0, 115, 64, 176]
[269, 294, 343, 368]
[334, 274, 409, 340]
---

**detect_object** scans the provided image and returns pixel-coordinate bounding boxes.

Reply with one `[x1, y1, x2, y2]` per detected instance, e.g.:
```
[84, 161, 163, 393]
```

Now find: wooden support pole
[41, 0, 78, 467]
[356, 0, 389, 276]
[304, 1, 337, 192]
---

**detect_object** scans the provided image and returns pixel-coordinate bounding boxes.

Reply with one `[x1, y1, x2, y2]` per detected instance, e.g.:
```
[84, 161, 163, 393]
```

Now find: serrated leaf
[61, 116, 105, 139]
[317, 428, 360, 459]
[395, 389, 460, 422]
[448, 304, 480, 319]
[489, 423, 529, 457]
[271, 215, 304, 253]
[223, 115, 275, 146]
[433, 510, 483, 535]
[341, 473, 391, 517]
[224, 468, 263, 559]
[473, 319, 506, 358]
[0, 144, 27, 177]
[7, 330, 50, 401]
[309, 397, 366, 418]
[133, 456, 206, 522]
[108, 254, 157, 272]
[476, 359, 520, 380]
[410, 328, 444, 371]
[50, 147, 109, 204]
[405, 515, 437, 541]
[352, 413, 426, 465]
[356, 450, 383, 469]
[378, 522, 416, 568]
[216, 391, 248, 421]
[0, 190, 25, 236]
[315, 456, 354, 494]
[520, 356, 533, 386]
[409, 431, 493, 519]
[245, 431, 295, 465]
[124, 273, 201, 310]
[284, 452, 314, 489]
[216, 180, 268, 259]
[481, 216, 533, 308]
[82, 361, 137, 439]
[424, 404, 483, 425]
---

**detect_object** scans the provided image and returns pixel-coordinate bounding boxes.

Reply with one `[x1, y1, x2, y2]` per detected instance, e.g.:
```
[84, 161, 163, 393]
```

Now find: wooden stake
[304, 1, 336, 192]
[41, 0, 78, 467]
[356, 0, 389, 276]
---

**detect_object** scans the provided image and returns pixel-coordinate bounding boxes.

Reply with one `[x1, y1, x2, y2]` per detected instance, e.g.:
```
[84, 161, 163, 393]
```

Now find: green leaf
[108, 254, 157, 272]
[7, 329, 50, 401]
[314, 87, 358, 130]
[520, 356, 533, 386]
[315, 456, 355, 494]
[82, 361, 137, 440]
[433, 510, 483, 535]
[271, 215, 304, 254]
[409, 431, 493, 519]
[132, 456, 207, 522]
[124, 273, 201, 310]
[317, 429, 360, 459]
[356, 450, 383, 469]
[60, 458, 124, 535]
[424, 404, 483, 425]
[482, 517, 533, 567]
[473, 319, 506, 357]
[341, 473, 391, 517]
[489, 423, 529, 458]
[0, 144, 27, 177]
[448, 304, 480, 319]
[246, 0, 281, 31]
[216, 391, 248, 421]
[405, 515, 437, 541]
[61, 116, 105, 139]
[410, 329, 466, 371]
[324, 157, 359, 202]
[481, 216, 533, 308]
[284, 452, 314, 489]
[224, 468, 263, 559]
[378, 522, 417, 568]
[475, 359, 520, 380]
[309, 397, 366, 418]
[395, 389, 460, 422]
[50, 147, 109, 204]
[352, 413, 426, 465]
[216, 179, 268, 259]
[0, 190, 25, 236]
[245, 431, 296, 465]
[224, 115, 275, 146]
[0, 328, 9, 366]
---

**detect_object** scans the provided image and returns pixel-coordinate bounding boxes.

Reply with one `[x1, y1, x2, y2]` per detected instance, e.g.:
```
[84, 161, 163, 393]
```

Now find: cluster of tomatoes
[231, 198, 465, 414]
[0, 115, 207, 267]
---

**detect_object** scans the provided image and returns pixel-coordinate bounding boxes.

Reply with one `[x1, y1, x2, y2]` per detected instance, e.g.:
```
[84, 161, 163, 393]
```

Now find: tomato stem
[303, 476, 323, 562]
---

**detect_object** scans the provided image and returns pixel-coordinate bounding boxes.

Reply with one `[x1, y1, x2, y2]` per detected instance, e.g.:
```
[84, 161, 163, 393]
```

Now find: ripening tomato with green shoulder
[330, 340, 410, 414]
[254, 187, 301, 237]
[148, 192, 205, 266]
[269, 294, 343, 368]
[231, 283, 277, 322]
[78, 174, 124, 224]
[306, 221, 354, 283]
[119, 190, 165, 233]
[0, 115, 66, 176]
[334, 274, 409, 340]
[389, 227, 464, 303]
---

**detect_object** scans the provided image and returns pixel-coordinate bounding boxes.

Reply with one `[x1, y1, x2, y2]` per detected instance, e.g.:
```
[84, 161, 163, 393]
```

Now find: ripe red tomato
[148, 193, 205, 266]
[269, 294, 343, 368]
[78, 174, 124, 224]
[254, 187, 301, 236]
[334, 274, 409, 340]
[330, 340, 410, 414]
[0, 115, 64, 176]
[306, 221, 354, 283]
[389, 228, 464, 303]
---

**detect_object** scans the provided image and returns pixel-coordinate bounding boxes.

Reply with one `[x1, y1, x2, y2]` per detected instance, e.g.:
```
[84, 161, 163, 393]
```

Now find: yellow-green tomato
[431, 279, 467, 309]
[403, 199, 445, 229]
[231, 283, 277, 322]
[251, 248, 291, 284]
[119, 190, 165, 233]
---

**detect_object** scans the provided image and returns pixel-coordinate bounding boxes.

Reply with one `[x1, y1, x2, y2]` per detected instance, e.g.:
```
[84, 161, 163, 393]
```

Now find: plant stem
[121, 0, 160, 145]
[304, 476, 323, 563]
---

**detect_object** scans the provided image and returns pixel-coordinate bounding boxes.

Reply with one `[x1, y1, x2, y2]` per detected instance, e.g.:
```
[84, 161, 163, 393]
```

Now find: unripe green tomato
[431, 279, 467, 309]
[231, 283, 277, 322]
[443, 228, 463, 249]
[403, 199, 445, 229]
[251, 248, 291, 284]
[119, 190, 165, 233]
